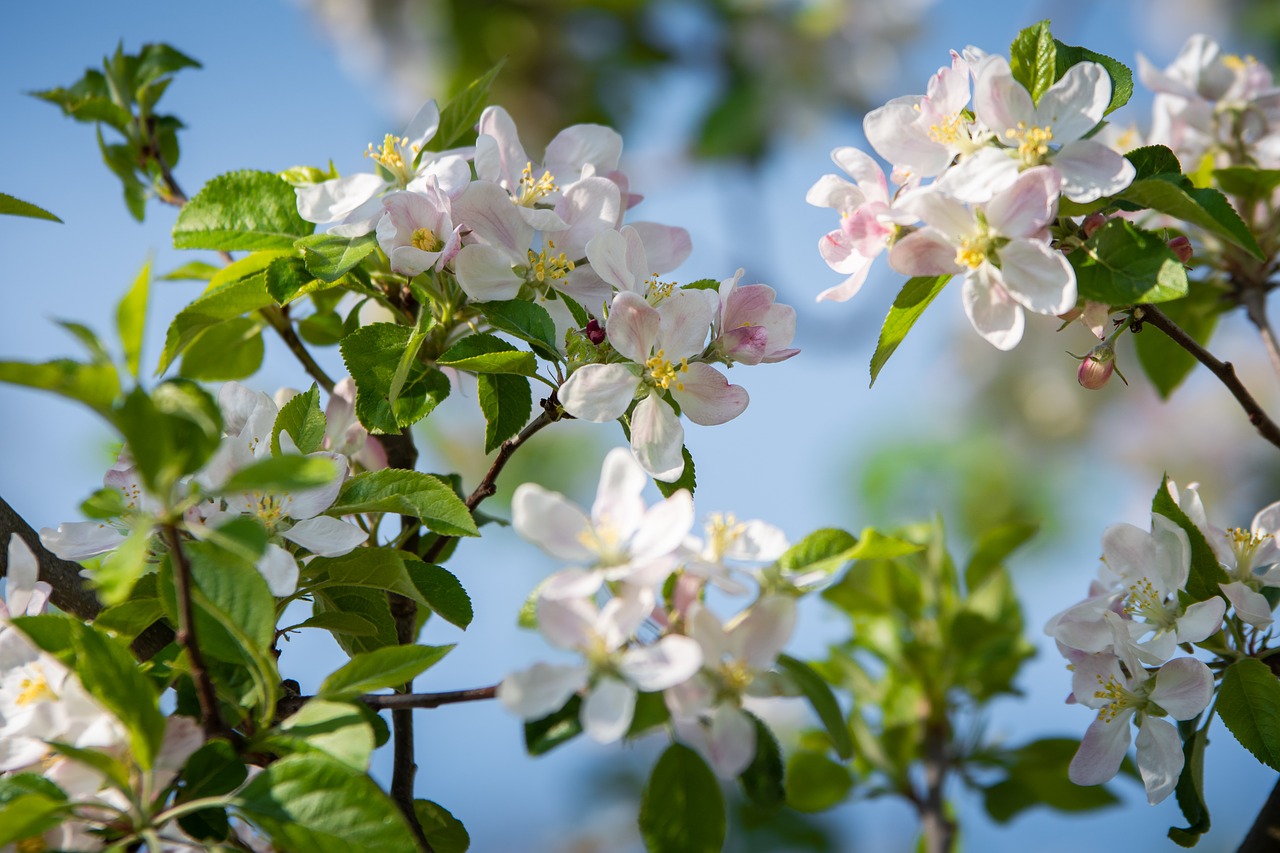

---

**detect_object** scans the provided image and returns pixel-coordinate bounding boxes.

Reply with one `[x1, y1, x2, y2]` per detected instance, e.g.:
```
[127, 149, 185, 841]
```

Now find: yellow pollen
[15, 838, 47, 853]
[955, 237, 988, 269]
[411, 227, 442, 253]
[577, 523, 624, 565]
[1093, 673, 1133, 723]
[516, 161, 558, 206]
[365, 133, 415, 185]
[927, 113, 965, 146]
[645, 276, 675, 305]
[646, 350, 689, 391]
[721, 659, 753, 693]
[527, 239, 575, 283]
[1228, 526, 1271, 572]
[707, 512, 746, 560]
[1005, 122, 1054, 164]
[16, 669, 54, 706]
[1223, 54, 1256, 72]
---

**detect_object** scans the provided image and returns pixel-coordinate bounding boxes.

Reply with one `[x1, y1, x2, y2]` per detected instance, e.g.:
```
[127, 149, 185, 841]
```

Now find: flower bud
[584, 319, 606, 345]
[1082, 213, 1108, 238]
[1167, 235, 1193, 264]
[1077, 342, 1116, 390]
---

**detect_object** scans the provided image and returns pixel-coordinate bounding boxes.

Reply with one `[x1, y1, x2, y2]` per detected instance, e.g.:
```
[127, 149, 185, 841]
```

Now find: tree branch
[918, 720, 956, 853]
[1239, 285, 1280, 382]
[260, 306, 336, 394]
[276, 685, 498, 719]
[164, 524, 228, 740]
[1240, 775, 1280, 852]
[1137, 304, 1280, 451]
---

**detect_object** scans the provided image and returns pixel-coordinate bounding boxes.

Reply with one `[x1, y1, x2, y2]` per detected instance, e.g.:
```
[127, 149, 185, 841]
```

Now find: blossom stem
[1136, 304, 1280, 451]
[164, 524, 229, 740]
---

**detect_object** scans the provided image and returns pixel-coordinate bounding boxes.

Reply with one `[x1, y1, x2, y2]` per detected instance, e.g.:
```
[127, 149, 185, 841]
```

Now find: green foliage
[218, 454, 338, 494]
[306, 549, 435, 611]
[272, 383, 328, 455]
[340, 323, 452, 432]
[318, 645, 453, 700]
[1169, 723, 1211, 846]
[478, 373, 533, 453]
[1134, 280, 1224, 399]
[113, 382, 222, 495]
[1118, 176, 1265, 260]
[478, 300, 561, 362]
[1009, 21, 1057, 104]
[313, 587, 400, 658]
[1216, 658, 1280, 770]
[327, 469, 479, 537]
[0, 358, 120, 417]
[1213, 166, 1280, 202]
[90, 523, 152, 606]
[175, 739, 247, 842]
[415, 800, 471, 853]
[525, 695, 583, 755]
[981, 738, 1124, 823]
[0, 191, 61, 222]
[438, 333, 538, 376]
[739, 713, 786, 816]
[407, 562, 474, 629]
[117, 259, 150, 378]
[777, 654, 854, 760]
[173, 170, 314, 251]
[1151, 475, 1229, 602]
[296, 232, 379, 283]
[639, 744, 726, 853]
[271, 700, 376, 770]
[158, 252, 281, 373]
[1069, 220, 1189, 305]
[655, 445, 697, 498]
[784, 751, 853, 813]
[870, 276, 951, 386]
[423, 59, 506, 154]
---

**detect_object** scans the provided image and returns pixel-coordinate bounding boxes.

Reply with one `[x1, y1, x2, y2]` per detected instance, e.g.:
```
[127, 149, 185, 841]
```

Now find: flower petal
[962, 269, 1025, 350]
[1135, 717, 1184, 805]
[498, 663, 586, 720]
[671, 363, 748, 427]
[1149, 656, 1214, 720]
[582, 677, 636, 743]
[1068, 713, 1132, 786]
[281, 516, 367, 557]
[512, 484, 595, 563]
[620, 635, 704, 691]
[996, 239, 1076, 315]
[559, 364, 640, 422]
[257, 544, 300, 597]
[630, 394, 685, 482]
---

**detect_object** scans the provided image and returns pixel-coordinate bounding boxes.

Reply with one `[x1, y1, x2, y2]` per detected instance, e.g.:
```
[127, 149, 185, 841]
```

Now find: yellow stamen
[516, 161, 558, 206]
[527, 239, 575, 283]
[954, 236, 988, 269]
[1005, 121, 1054, 164]
[706, 512, 746, 560]
[645, 349, 689, 392]
[16, 668, 54, 706]
[928, 113, 965, 146]
[365, 133, 416, 185]
[411, 227, 442, 253]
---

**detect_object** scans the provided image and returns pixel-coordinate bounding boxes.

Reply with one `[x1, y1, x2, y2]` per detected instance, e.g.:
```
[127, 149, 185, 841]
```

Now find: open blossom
[709, 269, 799, 365]
[559, 290, 748, 481]
[1, 536, 51, 622]
[575, 224, 694, 312]
[375, 183, 463, 277]
[679, 513, 789, 595]
[889, 166, 1076, 350]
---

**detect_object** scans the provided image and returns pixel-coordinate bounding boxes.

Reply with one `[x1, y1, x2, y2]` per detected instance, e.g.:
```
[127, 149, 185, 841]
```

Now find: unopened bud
[1076, 342, 1117, 390]
[1082, 213, 1108, 238]
[584, 319, 606, 345]
[1167, 235, 1193, 264]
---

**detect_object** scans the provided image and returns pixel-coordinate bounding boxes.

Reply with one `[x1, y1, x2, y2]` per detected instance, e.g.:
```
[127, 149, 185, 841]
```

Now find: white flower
[680, 513, 788, 595]
[2, 535, 51, 622]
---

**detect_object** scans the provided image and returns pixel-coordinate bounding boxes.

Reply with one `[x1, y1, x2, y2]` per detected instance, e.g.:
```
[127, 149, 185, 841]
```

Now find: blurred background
[4, 0, 1280, 849]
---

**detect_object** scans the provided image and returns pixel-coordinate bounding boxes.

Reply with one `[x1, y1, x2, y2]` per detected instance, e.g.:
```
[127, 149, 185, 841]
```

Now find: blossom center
[719, 659, 754, 694]
[955, 236, 990, 269]
[1123, 576, 1176, 629]
[1228, 527, 1273, 576]
[527, 240, 575, 283]
[927, 112, 966, 146]
[1005, 122, 1054, 164]
[16, 667, 54, 707]
[365, 133, 416, 186]
[516, 162, 558, 206]
[645, 276, 675, 306]
[578, 522, 625, 566]
[706, 512, 745, 561]
[646, 350, 688, 392]
[1093, 672, 1147, 723]
[411, 227, 442, 253]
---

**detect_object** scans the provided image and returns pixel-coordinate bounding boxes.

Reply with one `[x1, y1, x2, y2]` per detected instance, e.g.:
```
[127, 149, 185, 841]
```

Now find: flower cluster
[810, 46, 1136, 349]
[296, 105, 798, 482]
[497, 448, 798, 777]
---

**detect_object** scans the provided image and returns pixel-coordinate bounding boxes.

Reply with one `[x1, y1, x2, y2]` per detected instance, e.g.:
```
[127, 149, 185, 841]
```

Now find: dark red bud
[1167, 235, 1193, 264]
[584, 319, 606, 345]
[1082, 213, 1108, 238]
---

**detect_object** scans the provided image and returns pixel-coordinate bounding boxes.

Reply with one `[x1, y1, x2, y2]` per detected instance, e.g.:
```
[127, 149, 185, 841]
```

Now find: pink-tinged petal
[582, 677, 636, 743]
[403, 100, 441, 151]
[296, 174, 386, 224]
[935, 148, 1021, 205]
[665, 672, 715, 719]
[631, 394, 685, 482]
[39, 522, 126, 562]
[598, 587, 656, 650]
[1101, 522, 1159, 581]
[1068, 713, 1132, 786]
[1150, 657, 1214, 719]
[996, 240, 1076, 315]
[559, 267, 613, 314]
[560, 364, 640, 422]
[453, 180, 534, 254]
[415, 155, 472, 197]
[517, 207, 571, 232]
[498, 663, 586, 720]
[592, 448, 647, 539]
[671, 363, 748, 427]
[898, 188, 977, 242]
[831, 146, 888, 199]
[722, 283, 774, 328]
[1253, 501, 1280, 537]
[818, 228, 866, 275]
[1220, 581, 1274, 628]
[889, 229, 961, 277]
[658, 289, 716, 361]
[930, 59, 973, 116]
[585, 229, 636, 292]
[389, 245, 443, 277]
[554, 177, 622, 259]
[281, 516, 367, 557]
[545, 124, 623, 179]
[963, 268, 1025, 350]
[620, 635, 704, 691]
[1175, 597, 1225, 644]
[1038, 62, 1110, 142]
[986, 166, 1059, 237]
[607, 291, 661, 363]
[631, 489, 695, 564]
[687, 603, 731, 662]
[805, 174, 864, 211]
[258, 544, 299, 597]
[721, 327, 768, 365]
[864, 99, 947, 175]
[540, 567, 605, 600]
[703, 705, 758, 777]
[1135, 717, 1184, 805]
[475, 106, 526, 189]
[816, 260, 874, 303]
[729, 595, 796, 669]
[454, 244, 523, 302]
[1054, 140, 1136, 203]
[536, 596, 598, 650]
[844, 205, 895, 257]
[629, 223, 693, 275]
[512, 484, 595, 563]
[973, 56, 1034, 134]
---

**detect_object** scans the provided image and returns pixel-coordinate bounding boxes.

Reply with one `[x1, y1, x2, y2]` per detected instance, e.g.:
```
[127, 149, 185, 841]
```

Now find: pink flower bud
[1077, 342, 1116, 390]
[1082, 213, 1108, 238]
[1168, 235, 1193, 264]
[584, 319, 606, 345]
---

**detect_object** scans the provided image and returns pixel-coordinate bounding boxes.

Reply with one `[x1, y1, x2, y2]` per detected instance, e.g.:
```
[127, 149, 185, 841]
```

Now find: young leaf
[777, 529, 857, 577]
[1169, 724, 1211, 846]
[1216, 658, 1280, 770]
[319, 644, 453, 699]
[116, 258, 150, 378]
[0, 359, 120, 417]
[327, 469, 478, 537]
[1069, 220, 1188, 305]
[173, 170, 314, 251]
[406, 562, 474, 630]
[306, 550, 432, 608]
[340, 323, 451, 433]
[525, 695, 584, 755]
[160, 260, 220, 282]
[478, 300, 560, 361]
[478, 373, 532, 453]
[965, 521, 1039, 590]
[870, 275, 951, 386]
[414, 800, 471, 853]
[218, 455, 337, 494]
[784, 751, 853, 812]
[158, 268, 275, 373]
[272, 383, 327, 455]
[273, 700, 376, 771]
[1009, 21, 1057, 104]
[655, 445, 696, 499]
[739, 713, 785, 815]
[1151, 475, 1228, 602]
[297, 232, 378, 282]
[639, 744, 726, 853]
[776, 654, 853, 759]
[179, 317, 264, 381]
[1126, 145, 1182, 180]
[424, 59, 507, 154]
[0, 191, 62, 223]
[1053, 41, 1133, 115]
[438, 333, 537, 376]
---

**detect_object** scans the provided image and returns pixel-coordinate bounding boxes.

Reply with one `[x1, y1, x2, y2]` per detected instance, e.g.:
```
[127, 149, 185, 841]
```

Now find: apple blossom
[709, 269, 799, 366]
[375, 184, 463, 277]
[679, 512, 789, 595]
[2, 535, 51, 622]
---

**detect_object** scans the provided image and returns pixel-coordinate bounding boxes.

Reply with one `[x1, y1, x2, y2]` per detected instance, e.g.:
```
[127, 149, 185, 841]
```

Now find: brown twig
[1239, 285, 1280, 383]
[276, 685, 498, 719]
[918, 720, 956, 853]
[1240, 775, 1280, 852]
[259, 306, 336, 394]
[1137, 304, 1280, 451]
[163, 524, 227, 740]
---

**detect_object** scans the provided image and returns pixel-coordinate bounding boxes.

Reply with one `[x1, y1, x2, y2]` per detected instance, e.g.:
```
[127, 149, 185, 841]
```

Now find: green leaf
[784, 751, 852, 813]
[306, 550, 430, 608]
[173, 170, 313, 251]
[424, 59, 506, 154]
[56, 320, 111, 364]
[438, 333, 537, 376]
[113, 382, 222, 494]
[846, 528, 925, 560]
[965, 521, 1039, 590]
[91, 523, 153, 606]
[219, 455, 338, 495]
[776, 654, 853, 759]
[869, 276, 951, 386]
[1152, 475, 1229, 602]
[626, 690, 671, 739]
[180, 317, 264, 381]
[524, 695, 583, 755]
[93, 597, 166, 639]
[1213, 166, 1280, 200]
[273, 384, 327, 455]
[287, 611, 379, 637]
[639, 744, 726, 853]
[265, 256, 321, 305]
[297, 232, 379, 283]
[777, 529, 857, 576]
[477, 373, 532, 454]
[406, 562, 474, 629]
[0, 191, 61, 222]
[415, 800, 470, 853]
[654, 444, 696, 498]
[1126, 145, 1182, 180]
[1134, 279, 1224, 399]
[116, 258, 150, 378]
[1169, 725, 1211, 846]
[1069, 220, 1188, 305]
[276, 700, 375, 771]
[340, 323, 451, 432]
[1118, 175, 1265, 261]
[1009, 21, 1057, 104]
[179, 541, 277, 657]
[1217, 658, 1280, 770]
[1053, 41, 1133, 115]
[478, 300, 560, 361]
[328, 470, 479, 537]
[64, 623, 164, 769]
[319, 644, 453, 699]
[159, 264, 276, 373]
[236, 754, 419, 851]
[739, 713, 785, 815]
[0, 793, 68, 846]
[160, 260, 221, 282]
[0, 359, 119, 416]
[175, 739, 246, 842]
[312, 587, 398, 657]
[982, 738, 1122, 823]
